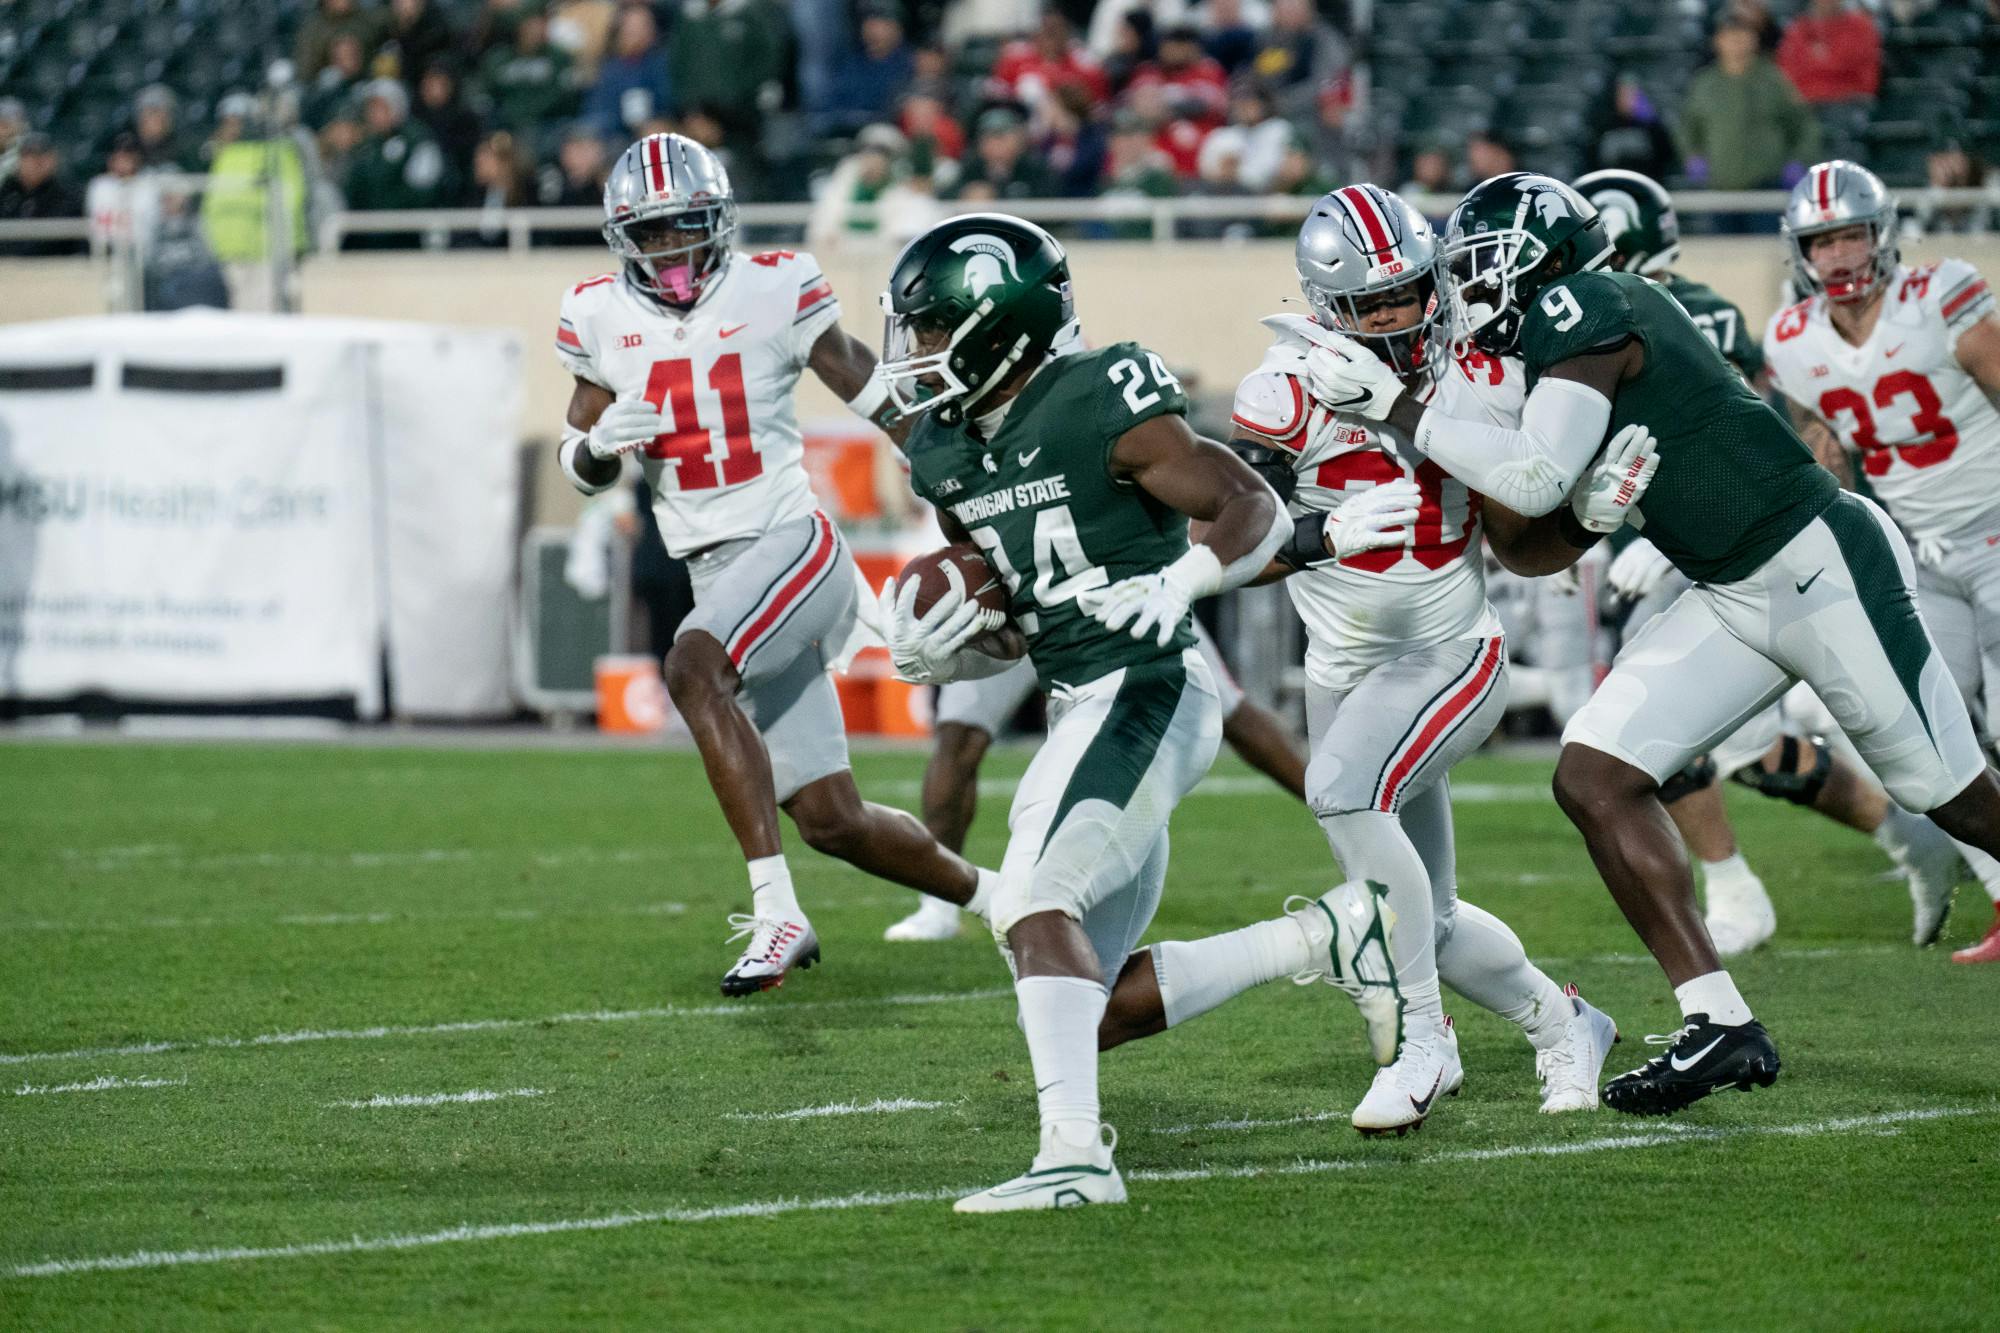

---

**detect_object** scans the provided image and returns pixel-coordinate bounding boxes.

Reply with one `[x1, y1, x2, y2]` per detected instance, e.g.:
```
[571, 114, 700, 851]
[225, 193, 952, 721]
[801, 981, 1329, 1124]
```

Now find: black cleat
[1602, 1014, 1780, 1116]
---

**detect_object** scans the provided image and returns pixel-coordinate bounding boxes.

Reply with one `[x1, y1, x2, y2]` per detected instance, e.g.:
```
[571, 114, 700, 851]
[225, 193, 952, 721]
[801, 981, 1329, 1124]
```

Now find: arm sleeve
[1412, 377, 1613, 517]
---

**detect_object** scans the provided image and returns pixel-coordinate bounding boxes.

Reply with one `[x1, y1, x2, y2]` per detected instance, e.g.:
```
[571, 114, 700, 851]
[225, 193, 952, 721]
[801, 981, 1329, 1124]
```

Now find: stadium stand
[1, 0, 1997, 252]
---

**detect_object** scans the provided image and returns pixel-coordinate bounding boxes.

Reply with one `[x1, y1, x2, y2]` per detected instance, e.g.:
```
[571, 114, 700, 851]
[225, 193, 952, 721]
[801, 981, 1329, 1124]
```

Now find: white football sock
[1015, 974, 1107, 1160]
[1700, 852, 1759, 896]
[1322, 809, 1442, 1023]
[1952, 838, 2000, 904]
[967, 867, 1000, 919]
[1436, 900, 1571, 1050]
[1152, 916, 1311, 1029]
[747, 854, 801, 921]
[1674, 970, 1753, 1026]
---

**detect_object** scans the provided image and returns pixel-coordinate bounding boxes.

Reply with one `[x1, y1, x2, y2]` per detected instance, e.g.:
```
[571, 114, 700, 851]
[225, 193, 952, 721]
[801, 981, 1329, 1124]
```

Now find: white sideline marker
[7, 1104, 1989, 1280]
[13, 1075, 187, 1097]
[725, 1098, 951, 1122]
[331, 1088, 546, 1110]
[0, 987, 1014, 1067]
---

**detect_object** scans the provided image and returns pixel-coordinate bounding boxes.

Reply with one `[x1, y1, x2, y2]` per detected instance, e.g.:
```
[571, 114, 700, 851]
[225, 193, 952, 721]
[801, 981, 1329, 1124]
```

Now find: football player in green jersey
[1307, 171, 2000, 1115]
[874, 215, 1401, 1209]
[1574, 167, 1963, 959]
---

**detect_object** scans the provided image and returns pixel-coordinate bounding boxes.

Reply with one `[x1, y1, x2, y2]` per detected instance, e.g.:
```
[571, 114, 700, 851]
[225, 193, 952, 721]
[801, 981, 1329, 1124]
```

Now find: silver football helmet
[1782, 160, 1898, 304]
[1296, 184, 1445, 377]
[603, 133, 738, 308]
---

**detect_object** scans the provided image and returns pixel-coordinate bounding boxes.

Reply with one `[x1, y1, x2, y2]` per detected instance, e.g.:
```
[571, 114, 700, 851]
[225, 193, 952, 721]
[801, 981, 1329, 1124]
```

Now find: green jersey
[906, 343, 1196, 691]
[1521, 269, 1837, 584]
[1663, 274, 1764, 382]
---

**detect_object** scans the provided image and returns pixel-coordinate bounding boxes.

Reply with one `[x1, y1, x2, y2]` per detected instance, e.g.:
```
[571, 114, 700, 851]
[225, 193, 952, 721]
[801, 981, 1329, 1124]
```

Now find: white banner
[0, 313, 521, 716]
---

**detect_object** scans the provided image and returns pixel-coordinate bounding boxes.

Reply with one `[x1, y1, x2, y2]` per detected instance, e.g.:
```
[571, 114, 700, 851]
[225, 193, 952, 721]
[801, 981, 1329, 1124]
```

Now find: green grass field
[2, 738, 1996, 1330]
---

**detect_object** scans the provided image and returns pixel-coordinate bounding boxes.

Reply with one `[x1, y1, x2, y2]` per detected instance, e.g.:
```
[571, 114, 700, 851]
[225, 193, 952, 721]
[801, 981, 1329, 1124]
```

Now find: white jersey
[555, 250, 844, 557]
[1764, 260, 2000, 541]
[1232, 314, 1523, 693]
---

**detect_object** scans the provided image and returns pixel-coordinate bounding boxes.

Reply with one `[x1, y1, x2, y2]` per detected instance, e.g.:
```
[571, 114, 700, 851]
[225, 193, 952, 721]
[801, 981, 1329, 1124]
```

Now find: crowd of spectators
[0, 0, 1995, 265]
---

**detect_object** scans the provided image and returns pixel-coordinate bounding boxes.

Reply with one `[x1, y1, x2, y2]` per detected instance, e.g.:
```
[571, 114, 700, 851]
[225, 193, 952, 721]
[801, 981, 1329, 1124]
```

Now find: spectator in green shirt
[668, 0, 790, 143]
[344, 78, 456, 243]
[478, 2, 576, 132]
[1678, 16, 1819, 222]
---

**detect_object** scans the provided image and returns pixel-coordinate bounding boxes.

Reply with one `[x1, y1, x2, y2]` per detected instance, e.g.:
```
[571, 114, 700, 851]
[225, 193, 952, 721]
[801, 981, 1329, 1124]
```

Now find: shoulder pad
[1232, 369, 1309, 450]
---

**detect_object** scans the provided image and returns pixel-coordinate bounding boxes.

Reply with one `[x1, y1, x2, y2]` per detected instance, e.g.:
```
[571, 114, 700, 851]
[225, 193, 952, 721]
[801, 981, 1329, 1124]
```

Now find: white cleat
[954, 1125, 1126, 1214]
[719, 912, 819, 996]
[1287, 880, 1404, 1065]
[1703, 872, 1776, 957]
[884, 894, 964, 942]
[1877, 807, 1961, 946]
[1536, 984, 1620, 1113]
[1352, 1015, 1463, 1137]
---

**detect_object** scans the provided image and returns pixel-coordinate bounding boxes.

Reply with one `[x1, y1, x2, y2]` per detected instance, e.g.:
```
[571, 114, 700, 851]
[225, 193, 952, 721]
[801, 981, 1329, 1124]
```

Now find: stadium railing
[5, 189, 1998, 256]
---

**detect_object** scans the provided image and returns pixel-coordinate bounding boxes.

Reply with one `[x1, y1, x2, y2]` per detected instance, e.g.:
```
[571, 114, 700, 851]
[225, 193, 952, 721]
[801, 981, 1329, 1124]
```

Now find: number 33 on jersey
[555, 250, 843, 557]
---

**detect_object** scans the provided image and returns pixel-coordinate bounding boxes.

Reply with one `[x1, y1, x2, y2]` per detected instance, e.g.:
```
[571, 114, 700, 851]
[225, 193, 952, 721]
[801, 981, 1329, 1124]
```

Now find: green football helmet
[1441, 172, 1616, 356]
[876, 213, 1074, 424]
[1572, 168, 1680, 277]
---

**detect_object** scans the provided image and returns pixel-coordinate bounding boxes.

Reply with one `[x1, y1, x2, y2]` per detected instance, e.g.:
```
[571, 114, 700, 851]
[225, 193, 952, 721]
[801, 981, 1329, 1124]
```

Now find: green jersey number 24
[968, 507, 1107, 634]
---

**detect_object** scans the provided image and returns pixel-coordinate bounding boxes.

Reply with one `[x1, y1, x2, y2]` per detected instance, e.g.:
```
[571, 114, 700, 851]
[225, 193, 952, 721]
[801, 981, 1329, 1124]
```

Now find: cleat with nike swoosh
[1602, 1014, 1779, 1115]
[1352, 1014, 1462, 1136]
[954, 1125, 1126, 1213]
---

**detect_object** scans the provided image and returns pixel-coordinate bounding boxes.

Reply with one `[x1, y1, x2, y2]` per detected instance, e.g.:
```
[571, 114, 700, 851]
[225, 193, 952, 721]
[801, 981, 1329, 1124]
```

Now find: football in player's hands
[897, 545, 1008, 621]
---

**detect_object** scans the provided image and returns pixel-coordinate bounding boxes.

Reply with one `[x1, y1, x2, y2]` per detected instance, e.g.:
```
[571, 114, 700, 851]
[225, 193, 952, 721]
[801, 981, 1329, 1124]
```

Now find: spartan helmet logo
[948, 233, 1021, 299]
[1591, 189, 1640, 242]
[1530, 187, 1572, 227]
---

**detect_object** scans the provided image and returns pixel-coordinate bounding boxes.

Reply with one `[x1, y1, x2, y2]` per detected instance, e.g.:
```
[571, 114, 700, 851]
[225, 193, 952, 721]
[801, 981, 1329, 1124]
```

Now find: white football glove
[1914, 534, 1954, 570]
[1569, 422, 1660, 534]
[587, 397, 666, 461]
[1607, 536, 1675, 601]
[1323, 478, 1421, 562]
[877, 567, 1002, 685]
[1083, 546, 1224, 648]
[1304, 333, 1405, 421]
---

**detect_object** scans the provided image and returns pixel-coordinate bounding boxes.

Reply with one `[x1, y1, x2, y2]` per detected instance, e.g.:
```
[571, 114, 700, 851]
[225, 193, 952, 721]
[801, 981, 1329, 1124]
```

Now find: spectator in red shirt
[990, 12, 1110, 112]
[1776, 0, 1880, 105]
[1124, 25, 1230, 129]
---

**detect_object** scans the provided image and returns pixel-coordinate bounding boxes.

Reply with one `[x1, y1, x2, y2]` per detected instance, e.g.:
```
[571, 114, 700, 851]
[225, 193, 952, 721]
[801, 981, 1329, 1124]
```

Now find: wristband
[559, 429, 619, 495]
[1557, 504, 1606, 551]
[1275, 511, 1335, 570]
[846, 374, 891, 424]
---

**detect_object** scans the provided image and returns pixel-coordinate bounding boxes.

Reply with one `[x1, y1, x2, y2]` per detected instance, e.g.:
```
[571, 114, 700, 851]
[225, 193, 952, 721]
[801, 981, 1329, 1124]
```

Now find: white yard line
[330, 1088, 545, 1110]
[1149, 1109, 1348, 1135]
[12, 1075, 186, 1097]
[8, 1104, 1987, 1280]
[0, 987, 1013, 1067]
[0, 901, 691, 935]
[725, 1098, 952, 1122]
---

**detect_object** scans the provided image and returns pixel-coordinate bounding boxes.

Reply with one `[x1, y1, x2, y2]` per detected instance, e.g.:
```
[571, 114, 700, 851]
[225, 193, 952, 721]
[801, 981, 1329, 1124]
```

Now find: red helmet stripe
[1814, 164, 1832, 210]
[647, 136, 666, 194]
[1338, 185, 1395, 258]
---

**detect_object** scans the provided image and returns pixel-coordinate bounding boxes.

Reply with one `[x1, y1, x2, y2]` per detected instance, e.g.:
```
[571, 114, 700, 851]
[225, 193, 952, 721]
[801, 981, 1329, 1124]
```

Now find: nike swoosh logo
[719, 323, 749, 338]
[1327, 390, 1373, 410]
[1885, 342, 1904, 357]
[1018, 447, 1043, 467]
[991, 1174, 1086, 1197]
[1795, 569, 1823, 595]
[1409, 1069, 1445, 1116]
[1669, 1035, 1726, 1072]
[1036, 1080, 1058, 1094]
